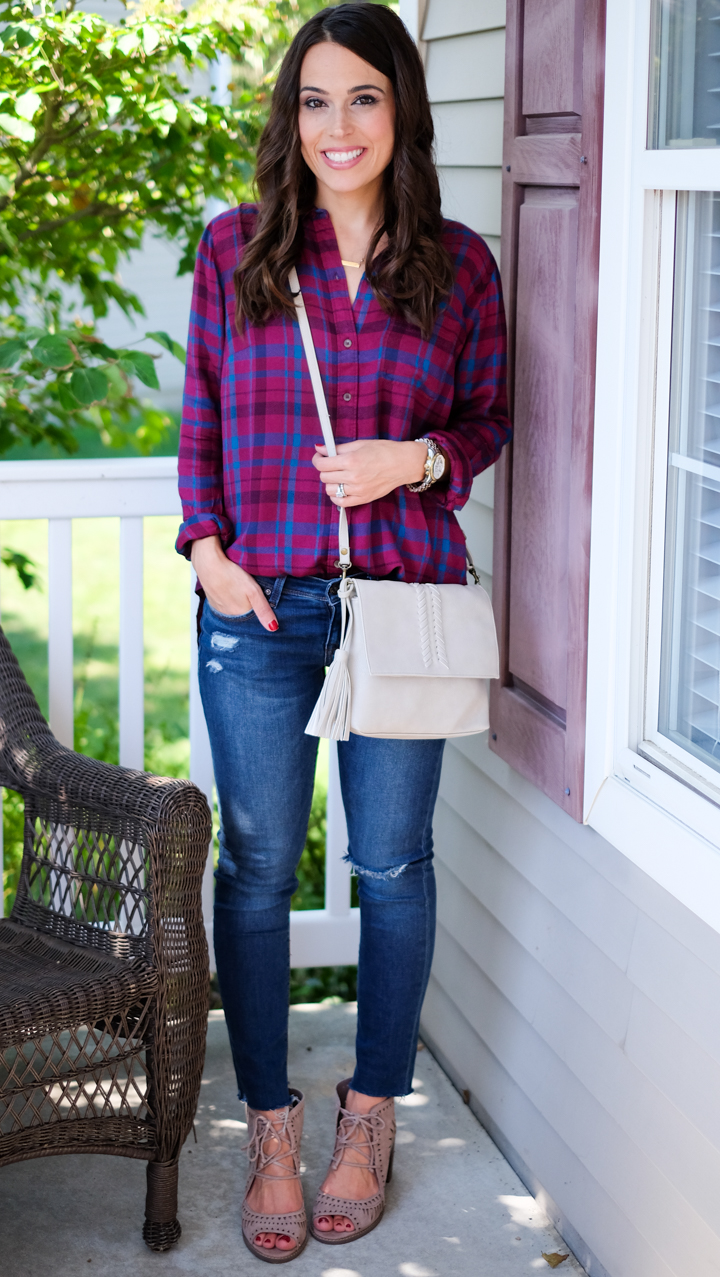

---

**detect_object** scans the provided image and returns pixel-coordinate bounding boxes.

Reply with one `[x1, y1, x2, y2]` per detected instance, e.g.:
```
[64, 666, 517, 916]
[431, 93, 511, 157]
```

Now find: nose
[328, 103, 355, 138]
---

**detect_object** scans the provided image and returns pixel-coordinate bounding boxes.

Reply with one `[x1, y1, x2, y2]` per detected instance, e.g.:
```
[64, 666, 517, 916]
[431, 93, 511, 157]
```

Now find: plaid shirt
[176, 205, 510, 583]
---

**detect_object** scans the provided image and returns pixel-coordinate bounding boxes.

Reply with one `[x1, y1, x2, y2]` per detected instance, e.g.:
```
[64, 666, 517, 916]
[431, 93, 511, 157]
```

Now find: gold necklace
[340, 233, 375, 271]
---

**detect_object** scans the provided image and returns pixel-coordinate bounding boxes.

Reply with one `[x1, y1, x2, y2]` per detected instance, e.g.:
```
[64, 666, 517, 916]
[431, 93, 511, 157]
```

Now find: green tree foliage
[0, 0, 295, 455]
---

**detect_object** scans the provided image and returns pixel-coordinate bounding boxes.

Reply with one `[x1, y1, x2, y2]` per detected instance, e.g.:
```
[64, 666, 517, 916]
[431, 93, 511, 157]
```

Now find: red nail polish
[269, 619, 279, 632]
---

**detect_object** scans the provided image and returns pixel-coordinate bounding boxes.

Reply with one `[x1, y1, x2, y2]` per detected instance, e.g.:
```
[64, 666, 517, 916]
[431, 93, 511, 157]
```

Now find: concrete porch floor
[0, 1003, 587, 1277]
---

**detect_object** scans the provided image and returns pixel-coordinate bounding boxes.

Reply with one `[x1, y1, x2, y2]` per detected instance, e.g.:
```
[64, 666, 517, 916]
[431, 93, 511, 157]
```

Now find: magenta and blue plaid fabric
[176, 204, 511, 583]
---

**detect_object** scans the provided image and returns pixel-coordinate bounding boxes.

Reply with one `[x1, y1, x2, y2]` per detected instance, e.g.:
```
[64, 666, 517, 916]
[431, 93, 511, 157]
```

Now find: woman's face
[298, 41, 395, 200]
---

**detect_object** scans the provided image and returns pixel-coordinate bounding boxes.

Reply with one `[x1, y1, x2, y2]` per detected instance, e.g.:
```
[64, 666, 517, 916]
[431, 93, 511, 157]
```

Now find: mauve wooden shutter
[489, 0, 606, 820]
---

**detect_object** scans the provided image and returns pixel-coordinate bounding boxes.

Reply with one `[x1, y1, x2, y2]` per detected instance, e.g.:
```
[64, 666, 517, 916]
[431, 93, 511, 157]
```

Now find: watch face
[432, 453, 445, 480]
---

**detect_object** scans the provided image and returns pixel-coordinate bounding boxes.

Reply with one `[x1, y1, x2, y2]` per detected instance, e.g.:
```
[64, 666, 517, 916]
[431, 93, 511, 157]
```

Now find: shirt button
[264, 588, 271, 596]
[343, 392, 352, 402]
[344, 338, 352, 348]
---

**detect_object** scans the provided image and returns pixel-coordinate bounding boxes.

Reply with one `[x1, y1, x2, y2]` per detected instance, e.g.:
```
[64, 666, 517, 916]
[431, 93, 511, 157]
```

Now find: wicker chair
[0, 623, 212, 1251]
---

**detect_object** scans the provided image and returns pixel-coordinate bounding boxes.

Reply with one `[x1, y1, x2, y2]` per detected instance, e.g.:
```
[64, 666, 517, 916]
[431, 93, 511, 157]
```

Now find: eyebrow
[299, 84, 386, 95]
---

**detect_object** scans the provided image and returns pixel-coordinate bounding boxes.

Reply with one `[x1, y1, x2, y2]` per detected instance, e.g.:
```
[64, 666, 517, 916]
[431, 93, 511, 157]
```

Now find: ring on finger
[335, 483, 346, 499]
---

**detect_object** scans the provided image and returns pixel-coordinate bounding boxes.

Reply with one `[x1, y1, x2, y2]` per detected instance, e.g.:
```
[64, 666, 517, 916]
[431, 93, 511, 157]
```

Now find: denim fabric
[199, 573, 445, 1111]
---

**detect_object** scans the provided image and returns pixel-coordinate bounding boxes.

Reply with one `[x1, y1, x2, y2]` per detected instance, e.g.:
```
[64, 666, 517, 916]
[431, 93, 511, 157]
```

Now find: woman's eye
[352, 95, 378, 107]
[302, 98, 326, 111]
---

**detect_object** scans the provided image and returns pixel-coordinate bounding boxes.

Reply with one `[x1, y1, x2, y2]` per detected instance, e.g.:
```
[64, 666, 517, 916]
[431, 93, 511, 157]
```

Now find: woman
[177, 2, 510, 1263]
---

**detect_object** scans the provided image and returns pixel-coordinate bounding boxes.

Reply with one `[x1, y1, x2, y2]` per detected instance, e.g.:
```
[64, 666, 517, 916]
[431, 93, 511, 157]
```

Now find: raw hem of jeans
[350, 1074, 414, 1099]
[237, 1088, 295, 1110]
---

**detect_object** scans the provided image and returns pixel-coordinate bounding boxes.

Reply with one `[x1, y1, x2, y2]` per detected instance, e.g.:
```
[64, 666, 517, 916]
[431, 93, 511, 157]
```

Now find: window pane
[659, 192, 720, 771]
[650, 0, 720, 149]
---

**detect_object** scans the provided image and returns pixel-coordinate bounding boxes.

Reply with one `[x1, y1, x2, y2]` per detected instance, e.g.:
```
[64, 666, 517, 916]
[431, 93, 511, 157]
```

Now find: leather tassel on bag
[305, 646, 352, 740]
[305, 578, 354, 741]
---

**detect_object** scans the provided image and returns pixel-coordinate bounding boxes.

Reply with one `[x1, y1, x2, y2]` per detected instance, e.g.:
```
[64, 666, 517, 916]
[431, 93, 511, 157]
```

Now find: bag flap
[351, 580, 499, 679]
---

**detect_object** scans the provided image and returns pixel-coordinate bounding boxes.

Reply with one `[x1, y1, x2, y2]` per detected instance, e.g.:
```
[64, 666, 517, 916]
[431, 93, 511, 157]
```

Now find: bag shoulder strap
[290, 267, 351, 569]
[290, 267, 476, 586]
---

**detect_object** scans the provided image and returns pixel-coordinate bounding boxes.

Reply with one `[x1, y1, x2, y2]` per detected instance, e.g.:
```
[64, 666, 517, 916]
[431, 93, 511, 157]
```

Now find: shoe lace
[243, 1109, 299, 1182]
[330, 1107, 385, 1175]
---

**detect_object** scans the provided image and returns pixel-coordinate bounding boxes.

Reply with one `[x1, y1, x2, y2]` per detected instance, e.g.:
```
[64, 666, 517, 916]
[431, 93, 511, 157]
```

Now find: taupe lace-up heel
[310, 1079, 396, 1245]
[242, 1088, 308, 1264]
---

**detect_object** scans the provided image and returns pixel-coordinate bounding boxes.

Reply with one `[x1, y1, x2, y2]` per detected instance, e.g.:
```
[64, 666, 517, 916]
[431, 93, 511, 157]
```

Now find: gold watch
[407, 437, 447, 493]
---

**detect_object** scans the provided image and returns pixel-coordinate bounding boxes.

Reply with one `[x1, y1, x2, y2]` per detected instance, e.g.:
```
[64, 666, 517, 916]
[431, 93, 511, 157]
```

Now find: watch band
[407, 437, 445, 493]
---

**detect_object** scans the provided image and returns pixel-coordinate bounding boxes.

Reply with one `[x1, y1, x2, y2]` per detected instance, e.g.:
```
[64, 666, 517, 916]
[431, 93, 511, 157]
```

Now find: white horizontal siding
[427, 734, 720, 1276]
[471, 466, 495, 509]
[626, 914, 720, 1066]
[423, 0, 505, 257]
[423, 977, 674, 1277]
[434, 100, 505, 167]
[455, 499, 494, 576]
[440, 169, 502, 239]
[426, 30, 507, 102]
[434, 848, 720, 1234]
[433, 807, 635, 1042]
[442, 743, 639, 968]
[624, 993, 720, 1152]
[423, 0, 507, 40]
[435, 923, 720, 1276]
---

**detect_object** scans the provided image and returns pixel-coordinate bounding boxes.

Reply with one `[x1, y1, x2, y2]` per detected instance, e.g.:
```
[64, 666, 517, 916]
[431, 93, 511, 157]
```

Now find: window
[584, 0, 720, 887]
[656, 191, 720, 778]
[650, 0, 720, 149]
[640, 7, 720, 805]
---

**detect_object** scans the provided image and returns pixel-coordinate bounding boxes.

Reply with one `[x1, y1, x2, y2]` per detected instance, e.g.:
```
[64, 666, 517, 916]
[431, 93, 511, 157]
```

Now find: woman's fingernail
[269, 619, 279, 632]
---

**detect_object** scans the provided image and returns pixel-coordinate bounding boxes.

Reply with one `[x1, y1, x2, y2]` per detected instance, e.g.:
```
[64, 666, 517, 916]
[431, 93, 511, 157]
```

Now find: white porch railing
[0, 456, 360, 971]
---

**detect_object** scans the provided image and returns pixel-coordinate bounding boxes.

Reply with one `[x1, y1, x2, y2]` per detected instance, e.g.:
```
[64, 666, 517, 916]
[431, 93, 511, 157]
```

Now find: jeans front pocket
[205, 602, 254, 622]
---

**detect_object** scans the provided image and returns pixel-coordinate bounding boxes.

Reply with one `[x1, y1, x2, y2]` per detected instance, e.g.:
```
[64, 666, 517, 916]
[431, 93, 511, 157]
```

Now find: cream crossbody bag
[290, 268, 499, 741]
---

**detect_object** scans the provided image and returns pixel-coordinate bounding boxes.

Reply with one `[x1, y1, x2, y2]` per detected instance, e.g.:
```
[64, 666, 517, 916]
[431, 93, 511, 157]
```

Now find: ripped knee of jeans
[343, 852, 408, 881]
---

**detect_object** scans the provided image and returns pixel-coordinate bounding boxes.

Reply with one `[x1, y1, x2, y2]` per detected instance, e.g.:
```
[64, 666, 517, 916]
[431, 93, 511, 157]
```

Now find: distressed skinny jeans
[198, 573, 445, 1111]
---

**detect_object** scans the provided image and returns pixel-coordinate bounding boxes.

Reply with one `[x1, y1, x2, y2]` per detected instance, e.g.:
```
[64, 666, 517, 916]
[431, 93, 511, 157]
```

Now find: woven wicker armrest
[0, 622, 211, 903]
[0, 619, 209, 816]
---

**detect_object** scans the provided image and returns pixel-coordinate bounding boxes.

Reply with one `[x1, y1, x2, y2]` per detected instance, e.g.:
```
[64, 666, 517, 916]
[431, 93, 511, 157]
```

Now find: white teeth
[324, 148, 363, 163]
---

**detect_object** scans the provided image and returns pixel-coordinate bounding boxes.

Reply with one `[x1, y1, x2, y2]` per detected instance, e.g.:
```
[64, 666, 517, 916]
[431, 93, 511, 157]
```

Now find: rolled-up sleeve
[429, 254, 511, 513]
[175, 223, 234, 558]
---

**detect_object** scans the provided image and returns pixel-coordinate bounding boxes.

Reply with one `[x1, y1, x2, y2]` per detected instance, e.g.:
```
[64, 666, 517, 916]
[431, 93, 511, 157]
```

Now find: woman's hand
[312, 439, 428, 507]
[190, 536, 278, 632]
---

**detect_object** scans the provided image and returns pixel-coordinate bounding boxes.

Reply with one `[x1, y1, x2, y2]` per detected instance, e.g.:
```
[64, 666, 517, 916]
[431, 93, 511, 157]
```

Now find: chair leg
[143, 1159, 182, 1251]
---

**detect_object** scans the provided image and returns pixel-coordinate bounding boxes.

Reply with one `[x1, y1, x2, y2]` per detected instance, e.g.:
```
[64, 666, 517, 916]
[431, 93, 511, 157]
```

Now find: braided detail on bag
[415, 586, 433, 669]
[414, 584, 448, 670]
[427, 584, 448, 669]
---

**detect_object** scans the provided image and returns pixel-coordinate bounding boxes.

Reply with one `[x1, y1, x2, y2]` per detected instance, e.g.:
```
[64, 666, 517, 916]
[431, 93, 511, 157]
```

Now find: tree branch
[17, 201, 131, 241]
[0, 96, 64, 214]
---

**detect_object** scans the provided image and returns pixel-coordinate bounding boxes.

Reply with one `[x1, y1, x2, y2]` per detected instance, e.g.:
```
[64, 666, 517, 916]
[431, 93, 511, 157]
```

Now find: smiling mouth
[322, 147, 366, 165]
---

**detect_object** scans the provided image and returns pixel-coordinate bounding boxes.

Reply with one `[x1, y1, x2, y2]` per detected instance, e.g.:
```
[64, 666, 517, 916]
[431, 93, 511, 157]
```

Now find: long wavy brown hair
[234, 3, 454, 339]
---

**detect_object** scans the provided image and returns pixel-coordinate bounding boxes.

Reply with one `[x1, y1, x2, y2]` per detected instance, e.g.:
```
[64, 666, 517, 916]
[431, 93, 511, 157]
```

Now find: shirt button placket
[339, 330, 359, 438]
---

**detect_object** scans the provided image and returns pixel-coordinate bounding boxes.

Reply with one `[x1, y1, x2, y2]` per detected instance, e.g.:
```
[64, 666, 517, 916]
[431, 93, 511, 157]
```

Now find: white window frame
[642, 190, 720, 805]
[585, 0, 720, 932]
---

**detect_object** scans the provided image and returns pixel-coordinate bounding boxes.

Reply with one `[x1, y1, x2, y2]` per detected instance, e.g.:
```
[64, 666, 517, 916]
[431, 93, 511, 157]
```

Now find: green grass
[0, 503, 356, 1000]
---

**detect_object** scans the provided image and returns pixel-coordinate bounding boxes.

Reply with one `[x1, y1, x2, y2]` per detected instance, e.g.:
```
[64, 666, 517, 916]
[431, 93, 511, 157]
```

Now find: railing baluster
[0, 461, 361, 968]
[48, 518, 74, 748]
[119, 517, 145, 770]
[325, 741, 352, 917]
[189, 574, 215, 969]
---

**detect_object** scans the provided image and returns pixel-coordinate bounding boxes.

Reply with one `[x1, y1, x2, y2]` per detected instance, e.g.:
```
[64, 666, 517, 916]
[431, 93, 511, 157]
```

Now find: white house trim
[584, 0, 720, 926]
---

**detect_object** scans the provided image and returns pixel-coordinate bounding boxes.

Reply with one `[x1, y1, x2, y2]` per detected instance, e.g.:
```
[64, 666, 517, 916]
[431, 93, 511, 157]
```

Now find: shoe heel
[386, 1144, 395, 1184]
